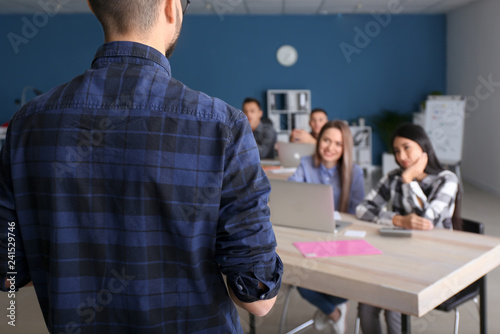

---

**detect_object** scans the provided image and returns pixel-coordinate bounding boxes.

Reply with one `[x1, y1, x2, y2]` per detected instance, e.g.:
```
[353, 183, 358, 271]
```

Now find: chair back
[462, 218, 484, 235]
[435, 217, 485, 312]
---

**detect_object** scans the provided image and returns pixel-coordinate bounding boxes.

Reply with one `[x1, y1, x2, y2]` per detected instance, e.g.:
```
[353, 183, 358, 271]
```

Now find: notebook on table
[268, 179, 351, 233]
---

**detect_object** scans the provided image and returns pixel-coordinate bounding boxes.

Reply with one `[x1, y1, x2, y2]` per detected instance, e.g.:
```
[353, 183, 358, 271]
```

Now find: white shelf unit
[350, 125, 372, 168]
[267, 89, 311, 143]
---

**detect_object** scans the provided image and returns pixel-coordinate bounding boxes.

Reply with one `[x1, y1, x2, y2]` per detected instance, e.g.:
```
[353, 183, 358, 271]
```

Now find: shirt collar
[91, 41, 172, 76]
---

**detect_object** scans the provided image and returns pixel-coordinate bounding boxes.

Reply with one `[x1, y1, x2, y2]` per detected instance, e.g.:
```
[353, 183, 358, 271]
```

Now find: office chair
[278, 285, 315, 334]
[354, 218, 484, 334]
[434, 218, 484, 334]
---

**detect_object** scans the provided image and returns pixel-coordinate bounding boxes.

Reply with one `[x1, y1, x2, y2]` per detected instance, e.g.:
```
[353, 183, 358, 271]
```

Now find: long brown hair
[314, 120, 354, 213]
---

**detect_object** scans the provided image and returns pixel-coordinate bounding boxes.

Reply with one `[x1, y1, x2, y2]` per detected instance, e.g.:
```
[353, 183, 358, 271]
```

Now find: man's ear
[164, 0, 176, 24]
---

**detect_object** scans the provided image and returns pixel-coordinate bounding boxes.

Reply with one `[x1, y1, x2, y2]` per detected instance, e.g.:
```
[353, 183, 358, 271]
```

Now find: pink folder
[293, 240, 382, 258]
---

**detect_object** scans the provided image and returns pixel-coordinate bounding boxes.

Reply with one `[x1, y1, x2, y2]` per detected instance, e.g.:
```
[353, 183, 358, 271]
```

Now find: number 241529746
[7, 221, 16, 268]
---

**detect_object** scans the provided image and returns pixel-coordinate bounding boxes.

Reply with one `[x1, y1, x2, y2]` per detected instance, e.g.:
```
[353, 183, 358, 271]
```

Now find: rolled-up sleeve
[409, 172, 458, 228]
[216, 115, 283, 303]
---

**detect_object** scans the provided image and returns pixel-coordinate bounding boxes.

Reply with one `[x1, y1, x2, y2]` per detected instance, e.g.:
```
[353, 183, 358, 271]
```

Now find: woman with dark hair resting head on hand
[355, 123, 462, 334]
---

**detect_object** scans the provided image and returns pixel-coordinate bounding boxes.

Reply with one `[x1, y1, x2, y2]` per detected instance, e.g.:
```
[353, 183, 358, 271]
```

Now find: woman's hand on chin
[401, 153, 428, 183]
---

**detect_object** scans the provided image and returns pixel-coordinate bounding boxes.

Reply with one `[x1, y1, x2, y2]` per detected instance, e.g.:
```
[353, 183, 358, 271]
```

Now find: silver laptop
[268, 179, 351, 233]
[277, 142, 315, 167]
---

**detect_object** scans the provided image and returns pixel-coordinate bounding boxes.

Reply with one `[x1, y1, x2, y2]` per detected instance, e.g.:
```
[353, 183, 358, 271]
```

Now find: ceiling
[0, 0, 479, 15]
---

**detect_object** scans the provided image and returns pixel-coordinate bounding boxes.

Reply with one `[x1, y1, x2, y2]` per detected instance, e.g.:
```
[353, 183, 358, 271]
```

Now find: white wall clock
[276, 45, 298, 67]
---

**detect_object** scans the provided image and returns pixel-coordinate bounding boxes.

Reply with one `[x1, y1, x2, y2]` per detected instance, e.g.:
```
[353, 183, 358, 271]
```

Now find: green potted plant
[370, 110, 412, 152]
[369, 110, 412, 175]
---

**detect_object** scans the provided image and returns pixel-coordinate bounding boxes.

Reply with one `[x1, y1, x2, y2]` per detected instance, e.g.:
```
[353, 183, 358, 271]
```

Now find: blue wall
[0, 14, 103, 118]
[0, 14, 446, 164]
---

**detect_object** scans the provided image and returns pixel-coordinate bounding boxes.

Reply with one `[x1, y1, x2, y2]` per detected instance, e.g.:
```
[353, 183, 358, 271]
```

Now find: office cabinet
[267, 89, 311, 143]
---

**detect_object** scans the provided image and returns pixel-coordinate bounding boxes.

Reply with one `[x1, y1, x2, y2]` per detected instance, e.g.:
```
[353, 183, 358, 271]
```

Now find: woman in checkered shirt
[355, 123, 462, 334]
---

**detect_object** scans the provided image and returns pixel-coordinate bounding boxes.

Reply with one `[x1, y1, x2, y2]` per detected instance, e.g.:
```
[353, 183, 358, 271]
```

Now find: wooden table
[274, 214, 500, 333]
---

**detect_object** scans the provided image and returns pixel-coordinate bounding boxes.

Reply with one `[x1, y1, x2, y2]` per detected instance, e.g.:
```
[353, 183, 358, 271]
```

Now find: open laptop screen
[268, 179, 337, 233]
[277, 142, 315, 167]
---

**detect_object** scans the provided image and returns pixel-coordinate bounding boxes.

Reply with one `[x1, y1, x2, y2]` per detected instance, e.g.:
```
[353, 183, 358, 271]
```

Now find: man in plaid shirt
[0, 0, 282, 333]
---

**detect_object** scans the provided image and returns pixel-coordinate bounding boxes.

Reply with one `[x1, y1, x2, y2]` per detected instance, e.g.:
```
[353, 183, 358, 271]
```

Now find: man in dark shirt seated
[242, 97, 277, 159]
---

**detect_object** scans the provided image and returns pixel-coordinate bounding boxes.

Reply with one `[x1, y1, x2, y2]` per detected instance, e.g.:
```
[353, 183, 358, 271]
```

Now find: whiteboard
[422, 97, 466, 165]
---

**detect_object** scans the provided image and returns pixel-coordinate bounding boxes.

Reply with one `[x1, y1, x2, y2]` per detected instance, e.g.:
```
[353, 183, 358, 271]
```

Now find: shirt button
[260, 294, 266, 300]
[237, 284, 243, 291]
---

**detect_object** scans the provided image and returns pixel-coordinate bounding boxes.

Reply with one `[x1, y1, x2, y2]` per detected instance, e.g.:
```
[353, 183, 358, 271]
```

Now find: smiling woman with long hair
[288, 120, 365, 334]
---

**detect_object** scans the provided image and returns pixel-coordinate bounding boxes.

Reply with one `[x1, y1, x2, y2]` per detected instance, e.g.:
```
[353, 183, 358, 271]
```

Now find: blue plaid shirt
[0, 41, 282, 333]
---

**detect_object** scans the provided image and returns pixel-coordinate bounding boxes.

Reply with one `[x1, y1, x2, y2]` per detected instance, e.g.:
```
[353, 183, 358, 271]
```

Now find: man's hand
[4, 279, 32, 289]
[290, 129, 316, 144]
[393, 213, 433, 230]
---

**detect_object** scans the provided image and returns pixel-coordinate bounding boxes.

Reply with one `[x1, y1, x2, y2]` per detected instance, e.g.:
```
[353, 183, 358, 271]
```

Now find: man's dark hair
[89, 0, 163, 37]
[311, 108, 328, 117]
[242, 97, 261, 110]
